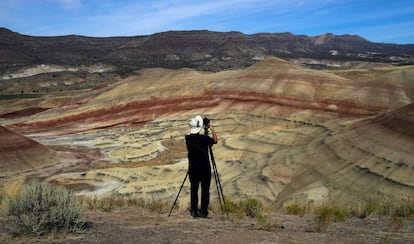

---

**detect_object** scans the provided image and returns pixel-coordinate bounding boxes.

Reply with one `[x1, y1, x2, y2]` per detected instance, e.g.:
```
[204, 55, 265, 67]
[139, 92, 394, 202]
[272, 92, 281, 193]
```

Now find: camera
[203, 117, 210, 129]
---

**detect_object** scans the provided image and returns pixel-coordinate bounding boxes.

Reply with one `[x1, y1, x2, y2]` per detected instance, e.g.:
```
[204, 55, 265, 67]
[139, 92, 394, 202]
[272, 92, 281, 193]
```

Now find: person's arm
[209, 124, 218, 144]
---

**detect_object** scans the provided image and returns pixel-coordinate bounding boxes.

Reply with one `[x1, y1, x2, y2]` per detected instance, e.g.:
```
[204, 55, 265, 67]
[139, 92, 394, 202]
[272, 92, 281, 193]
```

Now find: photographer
[185, 115, 218, 218]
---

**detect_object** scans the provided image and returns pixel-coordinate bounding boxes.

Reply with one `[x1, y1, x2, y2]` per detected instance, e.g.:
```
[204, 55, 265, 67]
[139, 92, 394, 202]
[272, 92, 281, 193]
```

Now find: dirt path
[2, 209, 413, 244]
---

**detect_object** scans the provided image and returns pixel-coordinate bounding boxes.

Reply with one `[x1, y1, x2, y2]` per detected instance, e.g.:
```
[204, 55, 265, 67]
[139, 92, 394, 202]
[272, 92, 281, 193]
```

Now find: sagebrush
[3, 180, 88, 236]
[210, 197, 264, 220]
[240, 198, 264, 218]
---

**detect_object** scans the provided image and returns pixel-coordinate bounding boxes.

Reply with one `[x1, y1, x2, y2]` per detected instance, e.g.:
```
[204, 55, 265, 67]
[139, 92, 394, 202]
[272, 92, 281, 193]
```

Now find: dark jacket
[185, 134, 215, 174]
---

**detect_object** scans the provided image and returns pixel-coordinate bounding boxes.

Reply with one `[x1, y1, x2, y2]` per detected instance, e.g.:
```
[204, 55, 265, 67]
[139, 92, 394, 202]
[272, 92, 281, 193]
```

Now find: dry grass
[78, 193, 413, 229]
[281, 197, 414, 232]
[79, 195, 171, 214]
[284, 203, 308, 217]
[80, 195, 142, 211]
[312, 205, 348, 232]
[0, 176, 26, 198]
[3, 175, 411, 237]
[348, 196, 414, 219]
[0, 176, 26, 216]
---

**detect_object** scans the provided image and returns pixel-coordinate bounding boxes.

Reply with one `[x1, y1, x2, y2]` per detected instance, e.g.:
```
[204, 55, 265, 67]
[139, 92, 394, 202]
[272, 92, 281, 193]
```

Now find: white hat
[189, 115, 203, 134]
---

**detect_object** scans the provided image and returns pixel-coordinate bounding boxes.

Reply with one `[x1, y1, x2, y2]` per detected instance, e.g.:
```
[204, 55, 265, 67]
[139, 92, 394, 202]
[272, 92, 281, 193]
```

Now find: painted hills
[1, 54, 413, 208]
[0, 125, 59, 174]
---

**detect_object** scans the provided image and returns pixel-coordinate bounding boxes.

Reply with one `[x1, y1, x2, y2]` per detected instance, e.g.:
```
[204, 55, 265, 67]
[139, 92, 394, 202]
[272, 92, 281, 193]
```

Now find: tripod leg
[209, 146, 228, 217]
[212, 164, 223, 206]
[213, 161, 226, 214]
[168, 172, 188, 217]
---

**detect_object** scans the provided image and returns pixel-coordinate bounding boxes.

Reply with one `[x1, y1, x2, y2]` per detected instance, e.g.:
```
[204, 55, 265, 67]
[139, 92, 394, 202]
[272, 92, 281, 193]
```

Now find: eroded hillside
[1, 58, 413, 209]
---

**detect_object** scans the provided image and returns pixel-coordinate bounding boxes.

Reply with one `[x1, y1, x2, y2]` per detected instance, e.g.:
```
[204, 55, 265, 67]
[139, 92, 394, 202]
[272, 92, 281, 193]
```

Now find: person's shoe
[190, 209, 200, 218]
[198, 210, 209, 218]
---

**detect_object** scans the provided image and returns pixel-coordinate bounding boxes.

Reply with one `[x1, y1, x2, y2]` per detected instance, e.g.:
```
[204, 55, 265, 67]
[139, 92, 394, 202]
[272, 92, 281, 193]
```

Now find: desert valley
[0, 28, 413, 243]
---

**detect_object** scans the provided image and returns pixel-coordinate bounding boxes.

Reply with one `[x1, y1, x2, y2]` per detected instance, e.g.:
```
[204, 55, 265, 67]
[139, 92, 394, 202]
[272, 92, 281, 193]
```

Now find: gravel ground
[1, 209, 413, 244]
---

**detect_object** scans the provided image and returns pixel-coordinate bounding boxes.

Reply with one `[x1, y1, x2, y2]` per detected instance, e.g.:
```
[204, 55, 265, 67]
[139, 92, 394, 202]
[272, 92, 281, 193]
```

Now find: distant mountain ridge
[1, 27, 413, 72]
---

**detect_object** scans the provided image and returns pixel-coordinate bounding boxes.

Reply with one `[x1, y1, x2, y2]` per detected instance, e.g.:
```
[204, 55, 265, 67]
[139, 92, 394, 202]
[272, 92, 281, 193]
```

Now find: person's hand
[209, 124, 218, 143]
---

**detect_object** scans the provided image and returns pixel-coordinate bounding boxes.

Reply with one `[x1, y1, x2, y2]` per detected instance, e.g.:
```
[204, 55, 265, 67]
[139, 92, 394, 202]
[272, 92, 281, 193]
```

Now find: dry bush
[144, 199, 171, 214]
[3, 180, 87, 236]
[349, 200, 379, 219]
[256, 214, 283, 231]
[223, 198, 244, 220]
[80, 195, 171, 214]
[239, 198, 263, 218]
[80, 195, 145, 211]
[349, 197, 414, 219]
[209, 198, 265, 220]
[392, 198, 414, 218]
[284, 203, 307, 217]
[312, 205, 348, 232]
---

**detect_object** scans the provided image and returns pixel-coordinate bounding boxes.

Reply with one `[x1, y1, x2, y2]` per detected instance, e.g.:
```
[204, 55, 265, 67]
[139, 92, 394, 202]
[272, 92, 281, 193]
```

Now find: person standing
[185, 115, 218, 218]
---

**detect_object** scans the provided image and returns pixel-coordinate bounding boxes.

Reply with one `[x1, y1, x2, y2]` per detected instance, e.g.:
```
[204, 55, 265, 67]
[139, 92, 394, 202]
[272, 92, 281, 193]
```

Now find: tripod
[209, 143, 228, 217]
[168, 125, 227, 217]
[168, 172, 188, 217]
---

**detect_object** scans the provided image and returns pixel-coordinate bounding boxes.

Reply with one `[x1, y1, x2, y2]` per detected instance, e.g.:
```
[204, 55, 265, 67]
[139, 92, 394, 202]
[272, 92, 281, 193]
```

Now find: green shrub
[211, 198, 264, 220]
[240, 198, 263, 218]
[392, 199, 414, 218]
[363, 201, 379, 218]
[316, 205, 347, 222]
[3, 180, 87, 236]
[285, 203, 307, 216]
[349, 197, 414, 219]
[223, 198, 244, 219]
[256, 215, 282, 231]
[313, 205, 348, 232]
[349, 201, 378, 219]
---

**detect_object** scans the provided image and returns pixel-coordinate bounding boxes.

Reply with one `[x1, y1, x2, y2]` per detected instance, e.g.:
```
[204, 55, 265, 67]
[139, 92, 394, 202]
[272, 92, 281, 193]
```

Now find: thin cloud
[56, 0, 83, 9]
[90, 0, 329, 35]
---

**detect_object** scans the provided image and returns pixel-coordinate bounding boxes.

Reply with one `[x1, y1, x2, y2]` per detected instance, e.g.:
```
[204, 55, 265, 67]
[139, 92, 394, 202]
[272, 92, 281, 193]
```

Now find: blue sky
[1, 0, 413, 44]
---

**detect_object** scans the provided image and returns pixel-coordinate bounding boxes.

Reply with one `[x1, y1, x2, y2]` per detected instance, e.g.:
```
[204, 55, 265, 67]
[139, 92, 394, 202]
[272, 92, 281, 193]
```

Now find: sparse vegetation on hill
[1, 27, 413, 72]
[0, 69, 121, 95]
[0, 93, 43, 100]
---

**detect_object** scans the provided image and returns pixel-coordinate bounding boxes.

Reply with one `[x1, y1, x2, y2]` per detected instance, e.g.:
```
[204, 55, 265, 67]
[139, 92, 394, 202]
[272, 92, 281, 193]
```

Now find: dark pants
[189, 171, 211, 215]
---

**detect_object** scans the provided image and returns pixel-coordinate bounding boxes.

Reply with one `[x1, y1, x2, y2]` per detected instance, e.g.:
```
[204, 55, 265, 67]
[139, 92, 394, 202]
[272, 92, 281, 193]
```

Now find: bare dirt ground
[1, 208, 413, 244]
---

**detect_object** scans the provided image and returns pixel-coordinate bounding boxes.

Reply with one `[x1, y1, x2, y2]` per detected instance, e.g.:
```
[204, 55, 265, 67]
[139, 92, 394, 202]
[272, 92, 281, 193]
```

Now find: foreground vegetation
[1, 179, 87, 236]
[284, 197, 414, 232]
[77, 192, 414, 233]
[1, 177, 413, 238]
